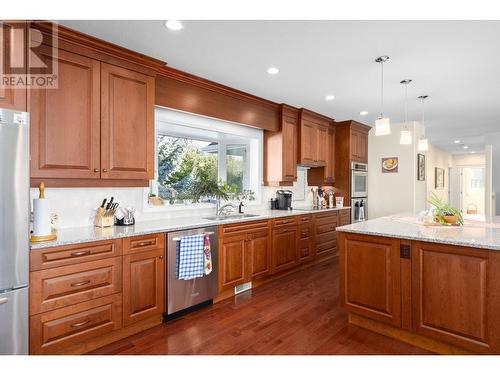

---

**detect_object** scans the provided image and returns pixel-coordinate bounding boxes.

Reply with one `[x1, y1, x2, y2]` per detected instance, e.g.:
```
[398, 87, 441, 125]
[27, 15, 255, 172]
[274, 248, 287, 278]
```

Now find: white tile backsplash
[30, 169, 314, 228]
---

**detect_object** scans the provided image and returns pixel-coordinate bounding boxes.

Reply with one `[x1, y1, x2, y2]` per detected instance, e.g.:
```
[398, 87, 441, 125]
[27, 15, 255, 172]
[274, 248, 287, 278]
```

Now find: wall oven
[351, 162, 368, 198]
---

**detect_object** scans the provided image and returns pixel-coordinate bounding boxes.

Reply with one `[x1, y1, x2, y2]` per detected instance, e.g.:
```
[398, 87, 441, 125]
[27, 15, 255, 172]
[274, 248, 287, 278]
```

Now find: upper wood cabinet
[29, 50, 155, 186]
[30, 48, 101, 180]
[298, 109, 334, 167]
[351, 129, 368, 163]
[0, 21, 27, 110]
[101, 63, 155, 180]
[263, 104, 298, 186]
[308, 126, 336, 186]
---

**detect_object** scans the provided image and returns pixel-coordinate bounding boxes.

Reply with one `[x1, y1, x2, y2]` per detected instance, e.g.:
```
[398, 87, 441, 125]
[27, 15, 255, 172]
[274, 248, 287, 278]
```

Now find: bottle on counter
[359, 200, 365, 221]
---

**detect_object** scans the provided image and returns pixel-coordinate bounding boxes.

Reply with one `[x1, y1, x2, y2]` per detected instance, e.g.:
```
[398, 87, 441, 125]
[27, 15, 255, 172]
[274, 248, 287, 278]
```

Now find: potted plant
[428, 192, 464, 225]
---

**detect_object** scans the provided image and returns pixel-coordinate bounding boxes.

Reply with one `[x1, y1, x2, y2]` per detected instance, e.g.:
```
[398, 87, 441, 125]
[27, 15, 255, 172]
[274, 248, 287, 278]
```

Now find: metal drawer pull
[0, 297, 8, 305]
[71, 250, 91, 257]
[71, 280, 91, 287]
[71, 320, 90, 328]
[136, 240, 155, 247]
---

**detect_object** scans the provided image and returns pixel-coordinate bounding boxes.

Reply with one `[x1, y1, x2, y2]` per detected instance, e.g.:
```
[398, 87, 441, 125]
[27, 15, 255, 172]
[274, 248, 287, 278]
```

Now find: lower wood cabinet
[271, 225, 298, 273]
[315, 211, 339, 258]
[219, 221, 271, 292]
[339, 232, 500, 354]
[122, 247, 165, 327]
[30, 294, 122, 355]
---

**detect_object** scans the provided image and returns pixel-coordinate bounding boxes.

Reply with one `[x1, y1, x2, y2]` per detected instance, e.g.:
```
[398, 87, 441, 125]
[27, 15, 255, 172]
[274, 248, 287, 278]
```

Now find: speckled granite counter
[337, 214, 500, 251]
[31, 206, 350, 250]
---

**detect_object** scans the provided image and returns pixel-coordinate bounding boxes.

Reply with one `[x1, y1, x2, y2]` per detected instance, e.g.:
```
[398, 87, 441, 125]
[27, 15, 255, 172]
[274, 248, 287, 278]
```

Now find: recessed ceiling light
[325, 95, 335, 101]
[454, 140, 461, 144]
[165, 20, 183, 31]
[471, 151, 476, 154]
[359, 111, 368, 116]
[267, 67, 279, 75]
[463, 145, 469, 149]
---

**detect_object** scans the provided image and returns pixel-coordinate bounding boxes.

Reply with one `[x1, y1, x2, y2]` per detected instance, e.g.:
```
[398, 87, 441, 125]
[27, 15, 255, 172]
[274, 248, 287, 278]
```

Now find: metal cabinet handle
[136, 240, 155, 247]
[71, 320, 90, 328]
[71, 280, 91, 287]
[159, 255, 163, 260]
[0, 297, 8, 305]
[71, 250, 91, 257]
[93, 168, 99, 172]
[102, 168, 108, 173]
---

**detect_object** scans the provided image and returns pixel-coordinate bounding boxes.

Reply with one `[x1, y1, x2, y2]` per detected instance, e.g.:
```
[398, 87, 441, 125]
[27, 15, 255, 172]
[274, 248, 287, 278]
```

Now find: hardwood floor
[91, 259, 430, 355]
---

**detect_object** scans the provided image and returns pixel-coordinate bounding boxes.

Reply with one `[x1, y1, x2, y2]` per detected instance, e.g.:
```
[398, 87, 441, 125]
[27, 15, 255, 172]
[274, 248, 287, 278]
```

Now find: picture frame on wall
[435, 167, 445, 189]
[417, 153, 425, 181]
[382, 157, 399, 173]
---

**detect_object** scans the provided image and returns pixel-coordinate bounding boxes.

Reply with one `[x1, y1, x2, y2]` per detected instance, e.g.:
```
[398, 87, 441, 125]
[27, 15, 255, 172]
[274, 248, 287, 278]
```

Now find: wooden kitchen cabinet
[351, 129, 368, 163]
[339, 233, 401, 327]
[411, 241, 500, 353]
[101, 63, 155, 181]
[264, 104, 299, 186]
[29, 47, 101, 180]
[271, 220, 299, 273]
[315, 211, 339, 258]
[0, 21, 27, 110]
[298, 109, 334, 167]
[298, 215, 315, 262]
[122, 246, 165, 326]
[308, 126, 336, 186]
[219, 221, 271, 292]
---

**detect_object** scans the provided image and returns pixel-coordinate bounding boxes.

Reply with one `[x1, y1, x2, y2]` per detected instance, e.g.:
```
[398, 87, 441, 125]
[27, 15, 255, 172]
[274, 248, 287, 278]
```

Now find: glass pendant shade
[375, 117, 391, 136]
[400, 129, 412, 145]
[418, 138, 429, 151]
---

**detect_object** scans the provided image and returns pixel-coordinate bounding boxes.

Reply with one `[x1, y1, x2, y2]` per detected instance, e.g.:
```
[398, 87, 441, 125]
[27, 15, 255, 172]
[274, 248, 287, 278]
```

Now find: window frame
[145, 107, 263, 211]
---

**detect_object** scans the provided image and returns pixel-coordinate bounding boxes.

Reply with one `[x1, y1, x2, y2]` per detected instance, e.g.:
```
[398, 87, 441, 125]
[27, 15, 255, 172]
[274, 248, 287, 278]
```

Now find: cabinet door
[282, 115, 298, 181]
[29, 47, 101, 179]
[298, 224, 314, 262]
[350, 130, 360, 161]
[300, 120, 317, 164]
[411, 241, 500, 353]
[358, 132, 368, 163]
[101, 63, 154, 180]
[219, 233, 248, 291]
[248, 230, 271, 279]
[324, 128, 335, 183]
[271, 226, 298, 273]
[316, 125, 328, 165]
[0, 21, 26, 110]
[122, 247, 165, 326]
[339, 233, 401, 327]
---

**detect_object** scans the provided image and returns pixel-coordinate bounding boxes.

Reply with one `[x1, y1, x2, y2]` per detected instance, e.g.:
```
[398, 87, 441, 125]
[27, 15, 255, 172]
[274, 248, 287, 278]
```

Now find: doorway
[449, 166, 485, 215]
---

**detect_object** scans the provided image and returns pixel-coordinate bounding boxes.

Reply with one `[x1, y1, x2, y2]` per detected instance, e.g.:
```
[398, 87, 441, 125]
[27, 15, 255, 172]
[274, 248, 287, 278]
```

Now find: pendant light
[399, 79, 412, 145]
[375, 56, 391, 136]
[417, 95, 429, 151]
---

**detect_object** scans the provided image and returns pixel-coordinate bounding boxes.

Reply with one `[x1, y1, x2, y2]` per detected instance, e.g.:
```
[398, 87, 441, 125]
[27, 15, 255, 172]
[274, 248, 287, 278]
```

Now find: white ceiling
[60, 20, 500, 154]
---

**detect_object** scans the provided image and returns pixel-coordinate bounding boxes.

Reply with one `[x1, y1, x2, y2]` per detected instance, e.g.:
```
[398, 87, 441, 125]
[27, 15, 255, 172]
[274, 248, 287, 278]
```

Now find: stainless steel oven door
[351, 170, 368, 198]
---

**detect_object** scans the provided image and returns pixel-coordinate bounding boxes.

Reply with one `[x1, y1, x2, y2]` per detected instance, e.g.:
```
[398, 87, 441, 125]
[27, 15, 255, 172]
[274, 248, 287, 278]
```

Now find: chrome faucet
[217, 202, 236, 216]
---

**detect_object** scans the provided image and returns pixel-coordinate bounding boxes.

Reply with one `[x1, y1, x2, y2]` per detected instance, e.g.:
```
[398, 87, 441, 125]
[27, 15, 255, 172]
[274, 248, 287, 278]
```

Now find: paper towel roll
[33, 198, 52, 236]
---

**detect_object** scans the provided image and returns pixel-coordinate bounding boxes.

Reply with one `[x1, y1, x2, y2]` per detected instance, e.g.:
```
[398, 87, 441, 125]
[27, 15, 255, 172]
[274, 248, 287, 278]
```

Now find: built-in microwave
[351, 162, 368, 198]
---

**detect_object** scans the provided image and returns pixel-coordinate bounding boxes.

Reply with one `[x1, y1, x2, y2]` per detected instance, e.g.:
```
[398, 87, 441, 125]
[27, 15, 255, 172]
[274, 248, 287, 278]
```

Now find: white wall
[368, 121, 426, 218]
[452, 153, 485, 167]
[426, 144, 453, 205]
[485, 131, 500, 215]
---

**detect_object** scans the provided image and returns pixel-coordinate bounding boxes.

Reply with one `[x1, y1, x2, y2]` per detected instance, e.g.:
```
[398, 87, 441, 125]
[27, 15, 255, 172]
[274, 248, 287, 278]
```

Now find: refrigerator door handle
[0, 297, 8, 305]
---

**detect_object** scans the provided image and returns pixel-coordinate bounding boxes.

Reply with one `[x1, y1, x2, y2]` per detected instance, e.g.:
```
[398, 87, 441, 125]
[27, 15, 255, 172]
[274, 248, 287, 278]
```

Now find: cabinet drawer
[316, 221, 338, 235]
[30, 240, 122, 271]
[299, 214, 312, 224]
[30, 257, 122, 315]
[30, 294, 122, 354]
[299, 226, 312, 239]
[274, 217, 298, 227]
[222, 220, 269, 235]
[339, 209, 351, 225]
[123, 233, 165, 255]
[316, 239, 337, 256]
[316, 231, 337, 244]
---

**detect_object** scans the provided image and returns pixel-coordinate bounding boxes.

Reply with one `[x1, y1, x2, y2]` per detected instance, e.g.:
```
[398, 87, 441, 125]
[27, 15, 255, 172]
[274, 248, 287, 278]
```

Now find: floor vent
[235, 282, 252, 295]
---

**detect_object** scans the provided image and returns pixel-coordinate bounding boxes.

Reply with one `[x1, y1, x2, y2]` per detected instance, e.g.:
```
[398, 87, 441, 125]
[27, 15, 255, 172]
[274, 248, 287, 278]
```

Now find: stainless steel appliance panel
[0, 108, 29, 290]
[351, 198, 368, 223]
[0, 287, 28, 355]
[167, 227, 218, 315]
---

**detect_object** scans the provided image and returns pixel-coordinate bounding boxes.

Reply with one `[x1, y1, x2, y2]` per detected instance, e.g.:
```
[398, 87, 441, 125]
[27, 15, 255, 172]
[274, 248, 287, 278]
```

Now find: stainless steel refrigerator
[0, 108, 29, 355]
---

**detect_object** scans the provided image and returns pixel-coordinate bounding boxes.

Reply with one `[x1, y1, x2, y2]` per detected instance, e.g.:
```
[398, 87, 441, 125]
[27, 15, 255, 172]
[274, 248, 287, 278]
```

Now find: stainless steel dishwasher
[165, 226, 218, 318]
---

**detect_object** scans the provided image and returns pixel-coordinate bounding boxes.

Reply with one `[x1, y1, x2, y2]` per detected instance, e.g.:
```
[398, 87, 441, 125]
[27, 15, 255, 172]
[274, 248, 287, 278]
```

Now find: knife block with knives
[94, 197, 118, 228]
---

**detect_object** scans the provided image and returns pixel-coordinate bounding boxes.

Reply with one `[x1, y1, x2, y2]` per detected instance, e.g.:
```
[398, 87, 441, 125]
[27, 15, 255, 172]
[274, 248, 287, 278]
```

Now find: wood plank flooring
[91, 259, 430, 355]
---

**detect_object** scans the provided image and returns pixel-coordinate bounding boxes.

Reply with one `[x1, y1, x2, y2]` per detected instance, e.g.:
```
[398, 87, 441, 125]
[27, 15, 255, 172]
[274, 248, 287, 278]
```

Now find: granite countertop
[336, 213, 500, 251]
[31, 206, 351, 250]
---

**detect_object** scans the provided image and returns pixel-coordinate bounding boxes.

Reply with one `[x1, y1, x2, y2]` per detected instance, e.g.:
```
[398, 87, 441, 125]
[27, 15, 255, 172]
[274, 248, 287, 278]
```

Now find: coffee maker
[276, 190, 293, 210]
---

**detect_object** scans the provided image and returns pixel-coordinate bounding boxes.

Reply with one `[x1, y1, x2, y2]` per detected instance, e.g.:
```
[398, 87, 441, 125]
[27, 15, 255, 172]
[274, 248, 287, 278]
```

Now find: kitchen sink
[203, 214, 260, 221]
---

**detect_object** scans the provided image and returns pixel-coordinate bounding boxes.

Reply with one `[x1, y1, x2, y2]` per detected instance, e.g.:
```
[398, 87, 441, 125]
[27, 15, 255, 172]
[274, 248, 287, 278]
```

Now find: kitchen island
[337, 214, 500, 354]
